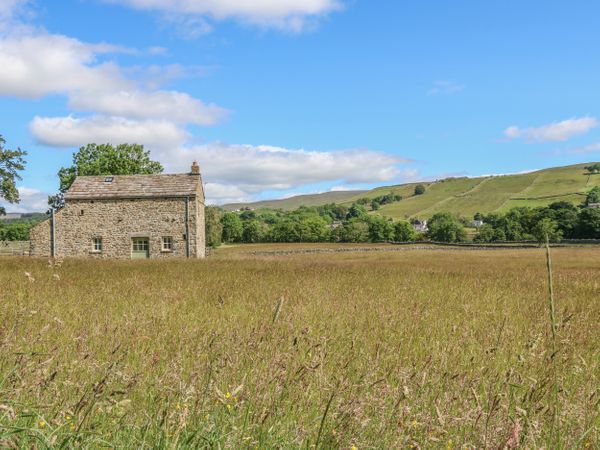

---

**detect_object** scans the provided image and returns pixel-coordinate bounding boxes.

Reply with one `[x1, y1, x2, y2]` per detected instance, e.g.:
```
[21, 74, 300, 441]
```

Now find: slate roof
[65, 174, 202, 200]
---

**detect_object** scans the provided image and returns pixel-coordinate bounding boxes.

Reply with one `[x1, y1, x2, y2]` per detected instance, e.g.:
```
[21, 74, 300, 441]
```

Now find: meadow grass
[1, 245, 599, 448]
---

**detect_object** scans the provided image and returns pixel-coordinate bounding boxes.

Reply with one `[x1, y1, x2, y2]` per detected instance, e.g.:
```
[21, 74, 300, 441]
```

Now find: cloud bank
[28, 112, 409, 203]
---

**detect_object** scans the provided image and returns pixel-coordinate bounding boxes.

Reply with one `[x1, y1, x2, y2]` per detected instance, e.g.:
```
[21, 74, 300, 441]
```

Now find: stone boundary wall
[0, 241, 29, 256]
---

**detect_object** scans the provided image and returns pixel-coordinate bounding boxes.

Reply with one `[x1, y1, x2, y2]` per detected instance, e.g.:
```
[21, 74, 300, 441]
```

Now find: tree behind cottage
[0, 134, 27, 216]
[49, 143, 164, 209]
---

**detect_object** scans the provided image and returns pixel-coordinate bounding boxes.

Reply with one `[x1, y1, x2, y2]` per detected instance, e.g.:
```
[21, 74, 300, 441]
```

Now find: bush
[205, 206, 224, 247]
[394, 221, 416, 242]
[367, 216, 395, 242]
[532, 218, 562, 243]
[338, 219, 370, 243]
[221, 212, 243, 243]
[0, 222, 30, 240]
[427, 212, 466, 243]
[414, 184, 426, 196]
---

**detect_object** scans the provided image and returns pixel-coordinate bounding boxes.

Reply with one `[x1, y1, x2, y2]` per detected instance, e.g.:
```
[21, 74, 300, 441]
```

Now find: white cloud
[28, 114, 411, 202]
[504, 116, 598, 143]
[68, 90, 228, 125]
[154, 143, 410, 202]
[427, 80, 465, 96]
[168, 143, 406, 187]
[0, 33, 131, 98]
[0, 187, 49, 213]
[0, 0, 31, 30]
[30, 115, 189, 150]
[0, 31, 227, 125]
[204, 183, 251, 204]
[569, 142, 600, 154]
[105, 0, 341, 32]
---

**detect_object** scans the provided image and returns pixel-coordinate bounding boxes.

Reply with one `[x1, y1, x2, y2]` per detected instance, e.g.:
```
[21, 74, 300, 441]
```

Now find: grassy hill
[223, 189, 366, 211]
[224, 162, 600, 219]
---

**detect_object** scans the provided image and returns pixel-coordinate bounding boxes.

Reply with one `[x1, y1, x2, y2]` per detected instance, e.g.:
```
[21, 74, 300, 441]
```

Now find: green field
[224, 162, 600, 219]
[1, 245, 599, 448]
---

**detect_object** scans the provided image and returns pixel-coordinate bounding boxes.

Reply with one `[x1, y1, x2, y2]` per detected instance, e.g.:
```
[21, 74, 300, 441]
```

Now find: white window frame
[92, 237, 103, 253]
[161, 236, 173, 252]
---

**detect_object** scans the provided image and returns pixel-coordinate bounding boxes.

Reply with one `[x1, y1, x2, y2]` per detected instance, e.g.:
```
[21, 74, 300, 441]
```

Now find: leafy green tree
[242, 219, 267, 243]
[584, 186, 600, 206]
[269, 221, 299, 243]
[576, 208, 600, 238]
[532, 218, 562, 243]
[367, 215, 395, 242]
[49, 143, 163, 209]
[545, 202, 579, 238]
[474, 224, 498, 243]
[205, 206, 224, 247]
[0, 222, 30, 240]
[427, 212, 466, 242]
[414, 184, 426, 196]
[584, 163, 600, 174]
[394, 220, 416, 242]
[338, 219, 370, 243]
[221, 212, 243, 243]
[239, 209, 257, 220]
[474, 224, 506, 242]
[0, 135, 27, 216]
[297, 216, 330, 242]
[346, 203, 369, 220]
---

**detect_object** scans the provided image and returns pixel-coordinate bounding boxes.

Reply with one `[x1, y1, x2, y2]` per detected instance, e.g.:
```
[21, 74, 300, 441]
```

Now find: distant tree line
[204, 186, 600, 247]
[584, 163, 600, 175]
[474, 200, 600, 243]
[354, 193, 403, 211]
[205, 202, 418, 247]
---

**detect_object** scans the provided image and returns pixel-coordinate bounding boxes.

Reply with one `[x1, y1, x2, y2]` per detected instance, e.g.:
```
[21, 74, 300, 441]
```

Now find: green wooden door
[131, 238, 149, 259]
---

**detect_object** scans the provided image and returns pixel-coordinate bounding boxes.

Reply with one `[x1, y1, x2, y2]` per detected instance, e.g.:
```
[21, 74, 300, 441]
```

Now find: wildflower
[66, 415, 72, 421]
[39, 420, 46, 428]
[176, 403, 181, 411]
[351, 446, 358, 450]
[225, 392, 231, 399]
[227, 404, 232, 411]
[447, 439, 454, 449]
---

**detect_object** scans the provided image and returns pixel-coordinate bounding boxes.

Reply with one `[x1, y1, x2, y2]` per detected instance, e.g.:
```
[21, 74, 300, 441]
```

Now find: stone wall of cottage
[29, 196, 205, 259]
[29, 219, 52, 257]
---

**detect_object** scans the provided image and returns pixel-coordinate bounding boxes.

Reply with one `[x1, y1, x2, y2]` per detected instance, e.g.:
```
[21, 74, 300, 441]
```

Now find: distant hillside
[224, 162, 600, 219]
[223, 190, 367, 211]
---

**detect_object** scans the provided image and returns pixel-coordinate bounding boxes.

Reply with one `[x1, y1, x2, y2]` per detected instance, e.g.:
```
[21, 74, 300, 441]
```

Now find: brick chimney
[190, 161, 200, 175]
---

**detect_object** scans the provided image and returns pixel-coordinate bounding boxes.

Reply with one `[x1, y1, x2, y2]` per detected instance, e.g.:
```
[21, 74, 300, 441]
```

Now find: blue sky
[1, 0, 600, 211]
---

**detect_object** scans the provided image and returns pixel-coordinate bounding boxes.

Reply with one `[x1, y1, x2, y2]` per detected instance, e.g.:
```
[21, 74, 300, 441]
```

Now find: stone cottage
[30, 162, 205, 259]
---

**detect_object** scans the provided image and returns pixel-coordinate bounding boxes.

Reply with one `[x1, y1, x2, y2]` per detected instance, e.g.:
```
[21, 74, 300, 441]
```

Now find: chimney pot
[191, 161, 200, 175]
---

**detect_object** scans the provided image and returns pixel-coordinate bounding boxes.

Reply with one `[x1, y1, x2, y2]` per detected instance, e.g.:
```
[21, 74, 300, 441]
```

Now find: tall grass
[0, 245, 599, 448]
